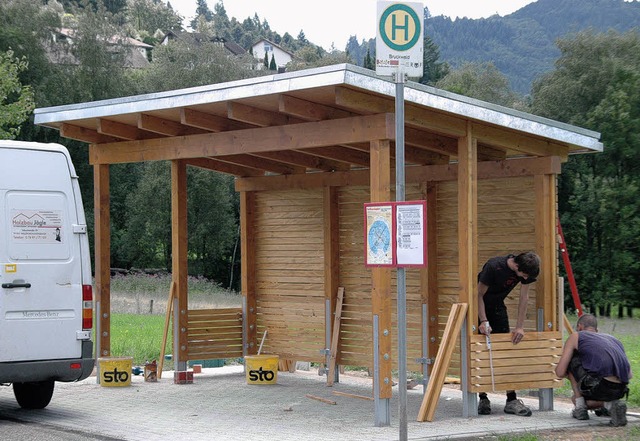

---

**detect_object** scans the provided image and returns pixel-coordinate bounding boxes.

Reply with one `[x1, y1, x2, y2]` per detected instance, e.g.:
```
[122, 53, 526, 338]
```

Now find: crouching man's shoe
[504, 399, 532, 417]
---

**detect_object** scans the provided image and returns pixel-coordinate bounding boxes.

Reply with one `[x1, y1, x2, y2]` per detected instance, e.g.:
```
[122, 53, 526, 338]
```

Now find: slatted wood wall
[437, 176, 538, 375]
[249, 175, 541, 375]
[253, 189, 326, 361]
[187, 308, 243, 359]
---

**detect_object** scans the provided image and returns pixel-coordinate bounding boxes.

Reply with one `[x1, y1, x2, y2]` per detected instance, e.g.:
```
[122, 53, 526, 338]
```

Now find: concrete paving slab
[0, 365, 636, 440]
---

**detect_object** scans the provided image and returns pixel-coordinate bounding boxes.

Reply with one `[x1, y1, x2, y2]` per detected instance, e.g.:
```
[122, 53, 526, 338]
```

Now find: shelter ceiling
[34, 64, 602, 178]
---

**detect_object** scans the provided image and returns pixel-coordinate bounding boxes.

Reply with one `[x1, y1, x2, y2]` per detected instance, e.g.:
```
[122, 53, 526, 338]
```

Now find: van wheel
[13, 380, 55, 409]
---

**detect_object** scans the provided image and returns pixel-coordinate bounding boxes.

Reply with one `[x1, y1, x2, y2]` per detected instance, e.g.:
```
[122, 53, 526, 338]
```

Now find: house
[46, 28, 152, 69]
[250, 38, 294, 71]
[160, 31, 246, 56]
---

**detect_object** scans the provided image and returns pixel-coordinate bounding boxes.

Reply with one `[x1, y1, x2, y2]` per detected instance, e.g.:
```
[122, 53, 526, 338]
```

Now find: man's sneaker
[504, 399, 532, 417]
[594, 406, 610, 417]
[609, 400, 627, 427]
[572, 406, 589, 420]
[478, 396, 491, 415]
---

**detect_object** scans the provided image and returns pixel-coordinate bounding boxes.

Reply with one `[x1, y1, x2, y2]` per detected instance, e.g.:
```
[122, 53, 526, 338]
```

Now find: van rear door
[0, 146, 85, 362]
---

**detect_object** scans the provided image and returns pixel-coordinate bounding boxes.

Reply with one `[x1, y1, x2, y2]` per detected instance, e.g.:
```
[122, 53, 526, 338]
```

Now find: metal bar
[395, 68, 408, 441]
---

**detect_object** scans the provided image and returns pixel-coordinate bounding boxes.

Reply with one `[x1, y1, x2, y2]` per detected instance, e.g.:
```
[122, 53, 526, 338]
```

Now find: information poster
[364, 203, 394, 267]
[395, 201, 426, 267]
[364, 201, 427, 268]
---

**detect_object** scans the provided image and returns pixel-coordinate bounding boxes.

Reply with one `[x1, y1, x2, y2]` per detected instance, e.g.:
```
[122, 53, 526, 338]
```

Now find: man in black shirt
[477, 252, 540, 416]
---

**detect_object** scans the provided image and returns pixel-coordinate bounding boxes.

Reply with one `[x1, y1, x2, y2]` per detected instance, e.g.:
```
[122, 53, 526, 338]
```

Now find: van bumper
[0, 342, 94, 383]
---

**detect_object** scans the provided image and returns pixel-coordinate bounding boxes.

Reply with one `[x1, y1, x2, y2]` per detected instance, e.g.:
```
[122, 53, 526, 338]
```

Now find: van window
[6, 191, 71, 260]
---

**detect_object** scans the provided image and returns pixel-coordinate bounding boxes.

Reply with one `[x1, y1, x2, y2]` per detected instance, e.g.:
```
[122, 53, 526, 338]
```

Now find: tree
[435, 61, 519, 107]
[126, 0, 183, 36]
[0, 49, 34, 139]
[191, 0, 213, 30]
[363, 48, 374, 70]
[419, 35, 449, 85]
[269, 53, 276, 70]
[529, 30, 640, 315]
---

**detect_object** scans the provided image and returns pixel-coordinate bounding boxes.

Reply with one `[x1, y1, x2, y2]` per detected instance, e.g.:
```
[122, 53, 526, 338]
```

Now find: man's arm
[511, 283, 529, 344]
[555, 331, 579, 378]
[477, 282, 491, 335]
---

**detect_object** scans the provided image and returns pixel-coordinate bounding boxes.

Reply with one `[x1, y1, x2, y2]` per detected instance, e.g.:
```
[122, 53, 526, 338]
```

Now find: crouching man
[555, 313, 631, 426]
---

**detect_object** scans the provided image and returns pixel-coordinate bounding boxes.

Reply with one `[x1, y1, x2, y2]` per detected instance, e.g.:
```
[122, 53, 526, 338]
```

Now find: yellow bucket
[98, 357, 133, 387]
[245, 355, 279, 385]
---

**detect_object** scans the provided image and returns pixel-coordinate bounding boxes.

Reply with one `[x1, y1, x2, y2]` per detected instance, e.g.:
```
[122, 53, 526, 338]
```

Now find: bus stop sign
[376, 2, 423, 77]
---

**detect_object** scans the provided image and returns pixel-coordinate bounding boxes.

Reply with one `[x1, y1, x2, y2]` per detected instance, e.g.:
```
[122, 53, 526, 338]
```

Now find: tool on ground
[485, 327, 495, 392]
[257, 329, 268, 355]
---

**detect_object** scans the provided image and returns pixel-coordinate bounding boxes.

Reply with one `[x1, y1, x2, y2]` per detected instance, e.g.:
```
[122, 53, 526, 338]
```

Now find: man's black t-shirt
[478, 254, 536, 310]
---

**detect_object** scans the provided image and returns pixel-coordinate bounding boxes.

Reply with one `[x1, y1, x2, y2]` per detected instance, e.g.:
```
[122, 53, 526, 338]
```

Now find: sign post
[376, 2, 423, 439]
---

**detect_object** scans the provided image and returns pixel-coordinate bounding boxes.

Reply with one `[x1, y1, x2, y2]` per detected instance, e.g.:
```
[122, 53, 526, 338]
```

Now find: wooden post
[94, 163, 111, 359]
[327, 287, 344, 386]
[425, 182, 439, 375]
[324, 186, 340, 374]
[241, 191, 257, 354]
[457, 124, 478, 338]
[370, 139, 392, 425]
[171, 160, 189, 369]
[535, 173, 558, 331]
[158, 281, 176, 379]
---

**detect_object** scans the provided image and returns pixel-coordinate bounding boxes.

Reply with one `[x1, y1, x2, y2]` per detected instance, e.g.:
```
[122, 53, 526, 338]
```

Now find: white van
[0, 140, 94, 409]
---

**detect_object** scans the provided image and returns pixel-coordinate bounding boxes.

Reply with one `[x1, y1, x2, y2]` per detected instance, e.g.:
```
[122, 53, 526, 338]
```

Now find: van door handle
[2, 283, 32, 289]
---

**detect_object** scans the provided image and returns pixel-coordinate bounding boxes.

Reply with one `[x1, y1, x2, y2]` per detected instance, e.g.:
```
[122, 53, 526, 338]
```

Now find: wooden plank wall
[250, 175, 538, 374]
[187, 308, 243, 359]
[437, 176, 537, 375]
[253, 189, 326, 361]
[337, 185, 424, 371]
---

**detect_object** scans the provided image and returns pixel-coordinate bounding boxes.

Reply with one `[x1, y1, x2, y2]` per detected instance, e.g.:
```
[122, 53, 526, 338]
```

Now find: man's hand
[511, 327, 525, 344]
[480, 321, 492, 335]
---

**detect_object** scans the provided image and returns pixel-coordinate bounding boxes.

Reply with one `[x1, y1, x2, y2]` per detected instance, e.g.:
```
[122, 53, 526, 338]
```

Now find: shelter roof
[34, 64, 602, 177]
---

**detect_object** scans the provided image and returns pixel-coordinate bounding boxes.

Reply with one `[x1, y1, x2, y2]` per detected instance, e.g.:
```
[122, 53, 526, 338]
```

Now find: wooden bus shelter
[34, 64, 602, 425]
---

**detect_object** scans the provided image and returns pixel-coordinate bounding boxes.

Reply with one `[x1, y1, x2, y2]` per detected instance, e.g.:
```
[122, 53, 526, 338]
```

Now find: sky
[169, 0, 537, 50]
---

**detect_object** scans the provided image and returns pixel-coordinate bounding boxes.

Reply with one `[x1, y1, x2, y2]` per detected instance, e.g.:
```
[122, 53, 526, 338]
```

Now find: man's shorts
[569, 354, 629, 402]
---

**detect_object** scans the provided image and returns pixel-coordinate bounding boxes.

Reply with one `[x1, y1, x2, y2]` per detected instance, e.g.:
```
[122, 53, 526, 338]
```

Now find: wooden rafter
[183, 157, 264, 177]
[97, 118, 156, 141]
[139, 113, 206, 136]
[181, 108, 253, 132]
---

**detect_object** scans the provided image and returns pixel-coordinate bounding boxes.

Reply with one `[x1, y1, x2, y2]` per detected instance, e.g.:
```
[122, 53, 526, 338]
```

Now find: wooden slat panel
[186, 307, 243, 360]
[468, 332, 563, 392]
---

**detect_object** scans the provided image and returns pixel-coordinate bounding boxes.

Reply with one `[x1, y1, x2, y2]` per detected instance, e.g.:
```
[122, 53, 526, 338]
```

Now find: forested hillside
[347, 0, 640, 94]
[427, 0, 640, 93]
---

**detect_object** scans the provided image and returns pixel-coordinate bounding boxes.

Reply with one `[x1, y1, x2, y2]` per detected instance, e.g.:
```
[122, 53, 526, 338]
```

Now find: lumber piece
[332, 391, 374, 401]
[417, 302, 468, 422]
[305, 394, 337, 405]
[158, 281, 176, 379]
[327, 287, 345, 386]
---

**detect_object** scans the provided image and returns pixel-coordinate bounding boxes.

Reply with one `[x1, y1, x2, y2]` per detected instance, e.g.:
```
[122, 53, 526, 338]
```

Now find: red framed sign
[364, 200, 427, 268]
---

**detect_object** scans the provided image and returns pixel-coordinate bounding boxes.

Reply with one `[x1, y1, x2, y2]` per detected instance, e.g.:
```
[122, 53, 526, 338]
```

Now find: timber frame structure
[34, 64, 602, 424]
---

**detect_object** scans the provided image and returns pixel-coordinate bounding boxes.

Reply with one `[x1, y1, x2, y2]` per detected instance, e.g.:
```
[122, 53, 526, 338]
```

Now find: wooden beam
[302, 146, 371, 167]
[370, 139, 393, 401]
[89, 113, 394, 164]
[458, 124, 478, 340]
[472, 123, 570, 159]
[139, 113, 205, 136]
[171, 160, 189, 364]
[61, 123, 119, 144]
[228, 101, 297, 127]
[334, 86, 467, 137]
[324, 186, 340, 332]
[254, 150, 349, 172]
[97, 118, 155, 140]
[183, 157, 264, 177]
[327, 287, 344, 386]
[279, 94, 353, 120]
[235, 156, 561, 192]
[94, 163, 111, 358]
[181, 108, 253, 131]
[216, 154, 306, 175]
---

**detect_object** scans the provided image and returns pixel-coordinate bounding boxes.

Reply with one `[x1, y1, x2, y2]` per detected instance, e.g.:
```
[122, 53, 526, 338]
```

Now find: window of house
[263, 43, 272, 52]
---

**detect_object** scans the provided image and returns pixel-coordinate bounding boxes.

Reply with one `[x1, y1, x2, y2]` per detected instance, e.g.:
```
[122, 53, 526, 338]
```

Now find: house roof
[162, 31, 246, 56]
[33, 63, 602, 177]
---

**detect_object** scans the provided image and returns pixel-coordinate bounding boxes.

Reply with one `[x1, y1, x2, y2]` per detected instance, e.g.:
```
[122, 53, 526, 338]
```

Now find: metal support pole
[373, 315, 390, 426]
[538, 307, 554, 410]
[421, 303, 429, 393]
[394, 68, 408, 441]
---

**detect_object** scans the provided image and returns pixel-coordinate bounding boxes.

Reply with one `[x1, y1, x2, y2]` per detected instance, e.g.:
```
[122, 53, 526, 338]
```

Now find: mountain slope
[422, 0, 640, 94]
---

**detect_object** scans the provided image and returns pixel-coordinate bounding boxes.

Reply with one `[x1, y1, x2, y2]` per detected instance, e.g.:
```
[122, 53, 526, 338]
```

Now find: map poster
[364, 203, 395, 267]
[395, 201, 427, 267]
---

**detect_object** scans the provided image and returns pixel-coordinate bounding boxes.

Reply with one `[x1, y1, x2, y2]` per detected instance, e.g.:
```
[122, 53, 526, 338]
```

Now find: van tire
[13, 380, 55, 409]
